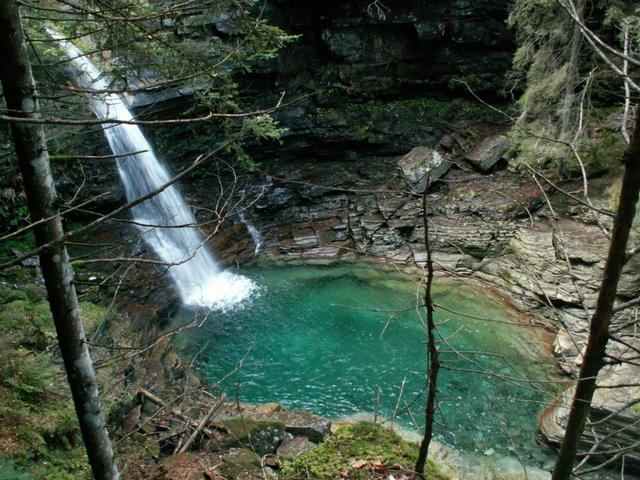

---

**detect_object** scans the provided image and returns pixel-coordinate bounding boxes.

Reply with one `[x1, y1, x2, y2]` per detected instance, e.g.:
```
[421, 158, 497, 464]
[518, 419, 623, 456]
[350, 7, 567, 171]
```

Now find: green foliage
[280, 422, 450, 480]
[507, 0, 580, 127]
[0, 232, 35, 261]
[244, 114, 287, 143]
[508, 118, 628, 177]
[15, 1, 297, 173]
[2, 350, 58, 401]
[0, 461, 34, 480]
[0, 192, 29, 233]
[315, 97, 486, 144]
[507, 0, 640, 177]
[6, 204, 29, 226]
[0, 288, 112, 480]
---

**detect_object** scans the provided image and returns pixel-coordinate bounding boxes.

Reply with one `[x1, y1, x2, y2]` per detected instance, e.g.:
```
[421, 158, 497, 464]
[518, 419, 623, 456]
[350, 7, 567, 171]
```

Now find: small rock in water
[483, 447, 495, 456]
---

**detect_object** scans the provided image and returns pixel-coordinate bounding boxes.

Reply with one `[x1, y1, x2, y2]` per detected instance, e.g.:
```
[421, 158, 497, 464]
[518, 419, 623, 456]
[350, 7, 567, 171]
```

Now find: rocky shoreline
[40, 0, 639, 471]
[57, 109, 640, 475]
[203, 128, 640, 473]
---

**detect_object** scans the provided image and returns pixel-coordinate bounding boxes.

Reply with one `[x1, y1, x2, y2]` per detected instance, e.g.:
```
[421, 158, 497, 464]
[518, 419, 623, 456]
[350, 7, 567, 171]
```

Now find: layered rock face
[264, 0, 514, 97]
[65, 0, 639, 471]
[235, 145, 640, 472]
[130, 0, 514, 168]
[257, 0, 513, 162]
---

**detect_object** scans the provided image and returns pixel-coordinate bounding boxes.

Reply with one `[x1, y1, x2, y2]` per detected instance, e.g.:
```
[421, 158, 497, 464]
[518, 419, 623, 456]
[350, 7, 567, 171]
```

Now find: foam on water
[178, 264, 561, 465]
[183, 271, 261, 310]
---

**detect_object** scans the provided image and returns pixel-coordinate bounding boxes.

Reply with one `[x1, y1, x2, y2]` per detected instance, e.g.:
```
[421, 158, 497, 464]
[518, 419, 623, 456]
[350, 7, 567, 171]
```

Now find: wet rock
[217, 448, 261, 479]
[398, 146, 450, 193]
[217, 418, 286, 456]
[292, 227, 318, 248]
[464, 135, 510, 172]
[257, 187, 295, 210]
[276, 435, 317, 459]
[539, 362, 640, 469]
[285, 419, 332, 443]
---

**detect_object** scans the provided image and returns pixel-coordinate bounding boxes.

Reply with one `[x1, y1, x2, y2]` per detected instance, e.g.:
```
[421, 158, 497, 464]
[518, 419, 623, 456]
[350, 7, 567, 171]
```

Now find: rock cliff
[52, 0, 640, 472]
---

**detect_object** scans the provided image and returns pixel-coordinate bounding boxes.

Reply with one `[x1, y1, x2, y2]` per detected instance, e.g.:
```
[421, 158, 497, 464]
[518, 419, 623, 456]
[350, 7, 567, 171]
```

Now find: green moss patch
[0, 233, 35, 260]
[0, 287, 113, 480]
[217, 448, 261, 478]
[218, 418, 286, 455]
[280, 422, 449, 479]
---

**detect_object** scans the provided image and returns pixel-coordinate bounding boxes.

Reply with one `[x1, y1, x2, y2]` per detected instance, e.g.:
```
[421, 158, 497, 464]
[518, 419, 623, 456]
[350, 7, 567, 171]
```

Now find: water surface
[177, 264, 559, 464]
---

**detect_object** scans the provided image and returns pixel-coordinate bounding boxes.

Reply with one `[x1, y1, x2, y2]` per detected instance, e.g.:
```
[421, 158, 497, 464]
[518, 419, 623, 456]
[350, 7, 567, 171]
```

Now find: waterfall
[49, 30, 257, 309]
[238, 213, 262, 255]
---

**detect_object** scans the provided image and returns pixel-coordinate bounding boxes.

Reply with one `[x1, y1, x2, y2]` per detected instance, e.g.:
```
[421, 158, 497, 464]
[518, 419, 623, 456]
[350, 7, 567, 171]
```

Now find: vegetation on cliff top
[507, 0, 639, 177]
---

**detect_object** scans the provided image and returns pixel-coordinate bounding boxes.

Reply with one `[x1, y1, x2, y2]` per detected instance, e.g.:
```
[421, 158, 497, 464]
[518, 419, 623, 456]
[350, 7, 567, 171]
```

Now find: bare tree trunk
[415, 192, 440, 479]
[551, 110, 640, 479]
[558, 0, 584, 178]
[0, 2, 120, 479]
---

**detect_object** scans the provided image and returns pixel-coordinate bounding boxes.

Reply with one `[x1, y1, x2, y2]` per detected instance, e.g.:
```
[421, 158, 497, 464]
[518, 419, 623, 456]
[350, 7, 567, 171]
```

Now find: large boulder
[465, 134, 510, 172]
[276, 434, 317, 459]
[244, 403, 332, 443]
[285, 419, 331, 443]
[217, 418, 286, 455]
[538, 362, 640, 469]
[398, 146, 450, 193]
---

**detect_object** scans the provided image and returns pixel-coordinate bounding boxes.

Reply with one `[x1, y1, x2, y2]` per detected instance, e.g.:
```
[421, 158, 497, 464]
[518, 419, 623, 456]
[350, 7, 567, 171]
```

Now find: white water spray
[50, 30, 257, 309]
[238, 212, 262, 255]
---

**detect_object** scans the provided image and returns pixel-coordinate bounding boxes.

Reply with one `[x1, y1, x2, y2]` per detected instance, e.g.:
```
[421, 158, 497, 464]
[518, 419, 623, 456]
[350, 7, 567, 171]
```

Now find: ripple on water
[177, 264, 560, 467]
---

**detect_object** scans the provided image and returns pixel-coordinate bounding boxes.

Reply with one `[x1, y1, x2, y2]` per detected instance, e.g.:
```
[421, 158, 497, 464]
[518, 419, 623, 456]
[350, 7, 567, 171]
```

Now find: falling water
[49, 30, 257, 309]
[238, 213, 262, 255]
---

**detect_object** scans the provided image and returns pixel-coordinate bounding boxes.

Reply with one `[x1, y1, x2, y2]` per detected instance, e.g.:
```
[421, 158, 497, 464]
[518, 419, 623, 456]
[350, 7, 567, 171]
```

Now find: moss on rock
[218, 418, 286, 455]
[280, 421, 450, 479]
[217, 448, 262, 479]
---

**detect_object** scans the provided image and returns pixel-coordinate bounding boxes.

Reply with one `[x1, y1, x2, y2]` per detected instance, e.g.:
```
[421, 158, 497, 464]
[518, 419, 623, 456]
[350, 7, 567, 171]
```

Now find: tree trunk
[0, 3, 120, 479]
[415, 192, 440, 479]
[558, 0, 584, 178]
[551, 110, 640, 479]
